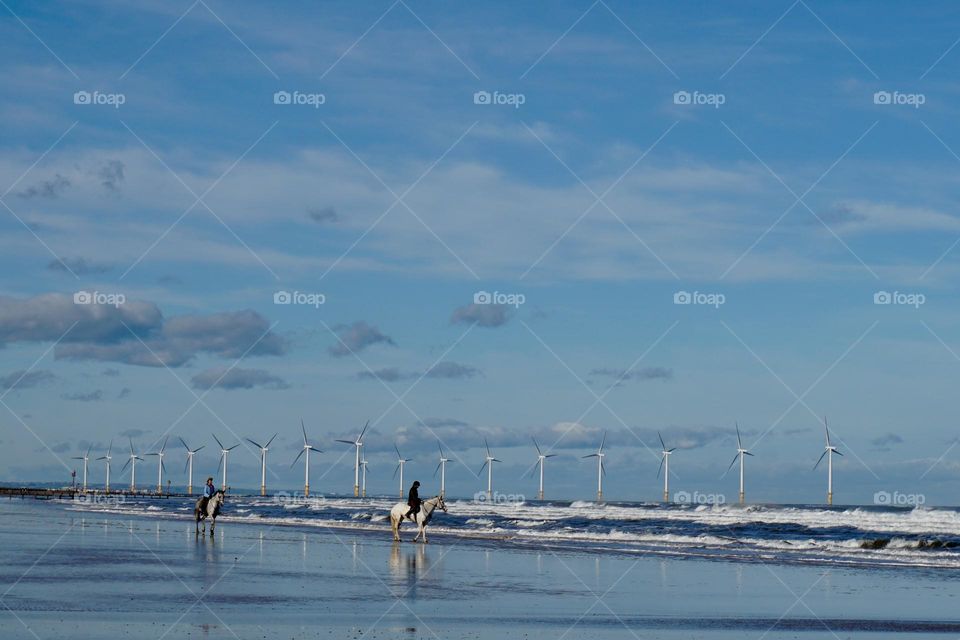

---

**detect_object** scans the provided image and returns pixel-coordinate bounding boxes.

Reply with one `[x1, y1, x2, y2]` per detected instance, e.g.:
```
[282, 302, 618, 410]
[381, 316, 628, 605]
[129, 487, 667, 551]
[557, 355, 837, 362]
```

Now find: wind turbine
[246, 433, 278, 496]
[582, 432, 607, 501]
[292, 419, 321, 497]
[393, 445, 412, 498]
[814, 417, 843, 505]
[145, 436, 168, 494]
[478, 439, 501, 499]
[72, 445, 92, 492]
[531, 437, 557, 500]
[179, 437, 204, 494]
[212, 434, 239, 490]
[335, 421, 368, 497]
[96, 440, 113, 492]
[657, 432, 675, 502]
[435, 442, 450, 498]
[725, 423, 754, 504]
[121, 438, 143, 492]
[360, 456, 369, 498]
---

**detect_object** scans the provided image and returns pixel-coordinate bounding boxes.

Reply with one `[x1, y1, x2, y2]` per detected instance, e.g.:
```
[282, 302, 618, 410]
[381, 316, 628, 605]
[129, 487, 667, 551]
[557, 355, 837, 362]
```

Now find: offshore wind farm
[5, 2, 960, 638]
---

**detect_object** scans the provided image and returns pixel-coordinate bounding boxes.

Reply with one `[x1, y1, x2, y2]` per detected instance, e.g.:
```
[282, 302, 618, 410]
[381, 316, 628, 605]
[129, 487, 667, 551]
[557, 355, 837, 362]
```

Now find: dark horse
[194, 490, 225, 535]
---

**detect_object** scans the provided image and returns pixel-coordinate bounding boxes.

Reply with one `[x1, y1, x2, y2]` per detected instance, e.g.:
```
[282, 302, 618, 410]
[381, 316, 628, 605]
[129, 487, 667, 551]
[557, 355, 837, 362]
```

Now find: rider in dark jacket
[199, 477, 215, 511]
[405, 481, 421, 520]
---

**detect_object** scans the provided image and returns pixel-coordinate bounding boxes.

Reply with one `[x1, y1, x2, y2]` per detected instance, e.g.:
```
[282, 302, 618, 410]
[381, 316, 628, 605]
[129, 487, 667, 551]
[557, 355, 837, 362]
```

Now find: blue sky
[2, 0, 960, 504]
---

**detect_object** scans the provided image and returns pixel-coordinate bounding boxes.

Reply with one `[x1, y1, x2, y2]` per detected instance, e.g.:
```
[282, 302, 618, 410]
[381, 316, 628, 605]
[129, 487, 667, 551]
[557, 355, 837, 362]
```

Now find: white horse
[195, 490, 225, 535]
[390, 495, 446, 543]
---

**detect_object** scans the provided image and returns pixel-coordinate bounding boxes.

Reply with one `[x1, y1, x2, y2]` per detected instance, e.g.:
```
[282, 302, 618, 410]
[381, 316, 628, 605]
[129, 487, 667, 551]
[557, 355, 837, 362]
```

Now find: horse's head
[436, 495, 447, 512]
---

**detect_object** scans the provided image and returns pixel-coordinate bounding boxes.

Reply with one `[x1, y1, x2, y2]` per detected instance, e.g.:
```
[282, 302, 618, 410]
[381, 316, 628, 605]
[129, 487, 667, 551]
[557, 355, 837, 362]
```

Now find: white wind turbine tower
[96, 440, 113, 492]
[582, 432, 607, 501]
[725, 423, 754, 504]
[72, 445, 92, 492]
[336, 421, 368, 497]
[393, 445, 412, 498]
[121, 438, 143, 492]
[435, 442, 450, 498]
[360, 456, 369, 497]
[478, 439, 501, 499]
[213, 434, 239, 490]
[246, 433, 278, 496]
[179, 437, 204, 494]
[145, 436, 168, 494]
[814, 417, 843, 506]
[292, 419, 321, 497]
[657, 432, 676, 502]
[531, 437, 557, 500]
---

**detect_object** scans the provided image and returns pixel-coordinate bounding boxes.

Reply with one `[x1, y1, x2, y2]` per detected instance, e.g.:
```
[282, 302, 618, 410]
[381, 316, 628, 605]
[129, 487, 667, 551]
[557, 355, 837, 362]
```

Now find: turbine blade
[668, 448, 676, 453]
[335, 439, 354, 445]
[437, 441, 444, 457]
[545, 454, 558, 458]
[265, 433, 278, 448]
[599, 431, 606, 452]
[227, 444, 239, 451]
[658, 431, 666, 450]
[484, 438, 491, 457]
[813, 450, 828, 470]
[744, 451, 754, 457]
[834, 450, 844, 457]
[161, 436, 168, 453]
[736, 422, 742, 449]
[217, 454, 224, 474]
[434, 462, 442, 477]
[725, 453, 739, 474]
[179, 437, 189, 451]
[357, 420, 369, 442]
[492, 458, 502, 463]
[395, 444, 402, 460]
[194, 445, 205, 453]
[183, 457, 189, 474]
[393, 464, 399, 479]
[291, 448, 305, 467]
[121, 458, 131, 472]
[601, 461, 606, 476]
[582, 453, 598, 459]
[301, 419, 308, 445]
[824, 418, 831, 447]
[128, 437, 134, 455]
[106, 440, 112, 456]
[656, 455, 664, 478]
[532, 437, 542, 456]
[161, 460, 167, 474]
[478, 461, 488, 474]
[246, 438, 263, 449]
[212, 434, 224, 450]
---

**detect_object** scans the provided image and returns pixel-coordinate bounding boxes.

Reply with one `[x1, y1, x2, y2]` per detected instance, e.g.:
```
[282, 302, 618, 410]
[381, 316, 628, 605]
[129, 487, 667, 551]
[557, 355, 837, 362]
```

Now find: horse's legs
[210, 518, 215, 536]
[391, 515, 400, 542]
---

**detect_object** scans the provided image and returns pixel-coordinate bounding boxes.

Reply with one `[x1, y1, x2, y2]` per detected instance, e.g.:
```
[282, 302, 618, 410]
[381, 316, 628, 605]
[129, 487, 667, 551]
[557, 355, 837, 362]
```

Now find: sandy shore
[2, 499, 960, 639]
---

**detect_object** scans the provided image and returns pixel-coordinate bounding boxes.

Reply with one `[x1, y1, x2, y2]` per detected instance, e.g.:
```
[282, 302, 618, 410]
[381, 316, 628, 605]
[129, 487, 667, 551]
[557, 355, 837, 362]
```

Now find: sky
[2, 0, 960, 504]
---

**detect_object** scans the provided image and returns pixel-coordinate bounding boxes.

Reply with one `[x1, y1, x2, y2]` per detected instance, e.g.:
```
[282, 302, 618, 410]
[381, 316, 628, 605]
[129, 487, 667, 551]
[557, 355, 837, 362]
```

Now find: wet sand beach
[2, 499, 960, 639]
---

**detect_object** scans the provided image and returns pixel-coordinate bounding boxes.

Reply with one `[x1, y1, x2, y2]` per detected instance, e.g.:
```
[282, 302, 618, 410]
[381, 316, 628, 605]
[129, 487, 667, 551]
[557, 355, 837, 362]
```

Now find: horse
[194, 490, 225, 535]
[390, 495, 446, 543]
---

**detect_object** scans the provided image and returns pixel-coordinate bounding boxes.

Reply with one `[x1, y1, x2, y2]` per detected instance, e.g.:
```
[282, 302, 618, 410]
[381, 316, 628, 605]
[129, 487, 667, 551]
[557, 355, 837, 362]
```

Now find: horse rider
[199, 477, 215, 511]
[405, 480, 422, 520]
